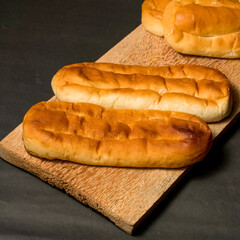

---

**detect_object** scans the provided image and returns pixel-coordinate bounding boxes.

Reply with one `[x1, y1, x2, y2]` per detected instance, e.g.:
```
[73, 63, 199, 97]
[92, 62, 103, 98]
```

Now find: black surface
[1, 1, 240, 239]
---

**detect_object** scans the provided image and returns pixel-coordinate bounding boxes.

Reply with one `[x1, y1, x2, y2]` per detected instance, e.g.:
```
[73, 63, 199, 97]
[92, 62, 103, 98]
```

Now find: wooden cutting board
[0, 25, 239, 235]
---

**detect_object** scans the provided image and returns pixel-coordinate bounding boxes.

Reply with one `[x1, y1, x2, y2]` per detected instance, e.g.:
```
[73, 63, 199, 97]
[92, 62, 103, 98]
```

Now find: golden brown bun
[142, 0, 172, 36]
[51, 62, 232, 122]
[163, 0, 240, 58]
[23, 101, 212, 168]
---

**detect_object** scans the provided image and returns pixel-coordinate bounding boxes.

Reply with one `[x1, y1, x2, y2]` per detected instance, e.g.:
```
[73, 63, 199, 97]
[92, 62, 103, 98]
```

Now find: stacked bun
[142, 0, 240, 58]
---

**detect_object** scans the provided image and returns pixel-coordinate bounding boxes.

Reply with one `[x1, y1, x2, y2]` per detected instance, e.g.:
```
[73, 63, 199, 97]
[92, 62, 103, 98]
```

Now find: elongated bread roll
[23, 101, 212, 168]
[163, 0, 240, 58]
[142, 0, 172, 36]
[51, 62, 231, 122]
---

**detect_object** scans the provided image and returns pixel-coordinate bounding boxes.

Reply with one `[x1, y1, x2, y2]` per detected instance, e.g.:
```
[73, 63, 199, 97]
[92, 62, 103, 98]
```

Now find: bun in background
[163, 0, 240, 58]
[142, 0, 172, 36]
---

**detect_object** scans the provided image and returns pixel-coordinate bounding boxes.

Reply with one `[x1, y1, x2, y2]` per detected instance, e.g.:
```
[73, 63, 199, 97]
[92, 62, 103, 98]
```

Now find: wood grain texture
[0, 25, 240, 234]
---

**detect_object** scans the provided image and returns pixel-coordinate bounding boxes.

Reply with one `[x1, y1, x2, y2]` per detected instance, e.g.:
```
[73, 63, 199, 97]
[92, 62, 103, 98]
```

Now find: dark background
[0, 0, 240, 239]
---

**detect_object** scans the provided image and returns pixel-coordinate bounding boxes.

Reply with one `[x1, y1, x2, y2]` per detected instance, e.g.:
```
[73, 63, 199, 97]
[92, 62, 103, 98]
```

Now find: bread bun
[163, 0, 240, 58]
[51, 62, 232, 122]
[23, 101, 212, 168]
[142, 0, 172, 36]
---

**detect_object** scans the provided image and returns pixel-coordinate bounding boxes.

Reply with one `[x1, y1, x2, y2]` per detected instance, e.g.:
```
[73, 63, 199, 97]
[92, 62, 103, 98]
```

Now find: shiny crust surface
[51, 62, 232, 122]
[142, 0, 172, 36]
[163, 0, 240, 58]
[23, 101, 212, 168]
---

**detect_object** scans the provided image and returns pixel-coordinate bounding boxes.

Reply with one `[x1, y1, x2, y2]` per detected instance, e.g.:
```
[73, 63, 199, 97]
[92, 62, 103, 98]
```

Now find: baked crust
[163, 0, 240, 58]
[23, 101, 212, 168]
[142, 0, 172, 36]
[51, 62, 232, 122]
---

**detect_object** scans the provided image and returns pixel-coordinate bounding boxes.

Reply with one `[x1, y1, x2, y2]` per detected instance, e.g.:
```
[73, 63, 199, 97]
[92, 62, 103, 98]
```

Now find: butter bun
[163, 0, 240, 58]
[23, 101, 212, 168]
[51, 62, 231, 122]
